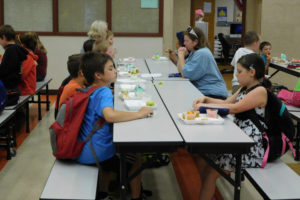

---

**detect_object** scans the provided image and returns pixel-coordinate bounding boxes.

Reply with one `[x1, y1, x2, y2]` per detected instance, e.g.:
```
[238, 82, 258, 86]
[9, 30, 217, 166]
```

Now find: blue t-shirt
[182, 47, 228, 98]
[77, 87, 114, 164]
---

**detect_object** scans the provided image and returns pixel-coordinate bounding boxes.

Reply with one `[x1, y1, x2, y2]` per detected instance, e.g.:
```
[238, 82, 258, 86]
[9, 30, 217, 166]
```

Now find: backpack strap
[84, 118, 106, 168]
[83, 85, 106, 168]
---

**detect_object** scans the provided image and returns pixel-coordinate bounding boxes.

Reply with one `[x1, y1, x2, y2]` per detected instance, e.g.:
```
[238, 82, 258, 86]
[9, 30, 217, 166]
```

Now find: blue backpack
[0, 80, 7, 112]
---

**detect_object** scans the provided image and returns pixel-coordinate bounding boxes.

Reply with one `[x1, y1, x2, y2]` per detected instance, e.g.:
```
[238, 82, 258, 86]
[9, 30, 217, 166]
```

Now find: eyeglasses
[187, 26, 198, 38]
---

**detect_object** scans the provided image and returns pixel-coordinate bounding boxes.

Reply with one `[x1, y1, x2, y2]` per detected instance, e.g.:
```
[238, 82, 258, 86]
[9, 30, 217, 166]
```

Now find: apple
[146, 100, 155, 106]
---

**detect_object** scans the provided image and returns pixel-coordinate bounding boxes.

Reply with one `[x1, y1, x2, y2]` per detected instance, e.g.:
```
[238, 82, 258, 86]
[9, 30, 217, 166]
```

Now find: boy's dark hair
[243, 31, 260, 46]
[259, 41, 271, 51]
[80, 52, 112, 85]
[0, 25, 16, 41]
[18, 32, 37, 51]
[83, 39, 95, 53]
[67, 54, 82, 78]
[184, 26, 209, 50]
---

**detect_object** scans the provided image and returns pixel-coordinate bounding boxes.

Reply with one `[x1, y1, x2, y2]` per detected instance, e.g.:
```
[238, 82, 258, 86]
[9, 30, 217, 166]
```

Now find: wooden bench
[40, 159, 99, 200]
[244, 159, 300, 200]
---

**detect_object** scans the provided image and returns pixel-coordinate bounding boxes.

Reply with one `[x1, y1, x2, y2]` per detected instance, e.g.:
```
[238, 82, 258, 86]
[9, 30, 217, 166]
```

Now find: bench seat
[244, 159, 300, 200]
[40, 159, 99, 200]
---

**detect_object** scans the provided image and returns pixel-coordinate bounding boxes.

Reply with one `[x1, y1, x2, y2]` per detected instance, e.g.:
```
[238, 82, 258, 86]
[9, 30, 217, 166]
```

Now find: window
[3, 0, 52, 32]
[58, 0, 106, 32]
[0, 0, 163, 37]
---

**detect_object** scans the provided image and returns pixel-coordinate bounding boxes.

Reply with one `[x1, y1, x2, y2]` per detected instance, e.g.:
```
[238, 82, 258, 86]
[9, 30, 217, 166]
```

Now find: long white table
[145, 58, 187, 81]
[270, 62, 300, 78]
[113, 58, 254, 200]
[113, 80, 183, 199]
[154, 80, 254, 200]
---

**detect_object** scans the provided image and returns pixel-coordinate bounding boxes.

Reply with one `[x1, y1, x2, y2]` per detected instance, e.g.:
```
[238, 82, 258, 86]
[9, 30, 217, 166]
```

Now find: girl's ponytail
[261, 76, 272, 89]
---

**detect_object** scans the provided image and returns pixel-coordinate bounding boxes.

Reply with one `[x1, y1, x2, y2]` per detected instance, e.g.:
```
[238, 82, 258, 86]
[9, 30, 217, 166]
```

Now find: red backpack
[50, 86, 105, 161]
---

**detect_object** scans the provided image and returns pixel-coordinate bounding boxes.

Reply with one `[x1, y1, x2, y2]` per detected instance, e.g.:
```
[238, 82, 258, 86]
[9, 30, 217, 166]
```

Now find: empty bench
[40, 159, 99, 200]
[244, 159, 300, 200]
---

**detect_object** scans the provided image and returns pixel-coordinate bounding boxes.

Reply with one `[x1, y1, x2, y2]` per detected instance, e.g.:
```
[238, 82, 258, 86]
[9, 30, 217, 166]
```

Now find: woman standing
[178, 26, 227, 99]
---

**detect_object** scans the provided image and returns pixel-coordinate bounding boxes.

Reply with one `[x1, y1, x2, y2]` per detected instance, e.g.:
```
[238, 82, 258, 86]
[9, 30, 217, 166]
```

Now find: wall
[260, 0, 300, 89]
[245, 0, 262, 34]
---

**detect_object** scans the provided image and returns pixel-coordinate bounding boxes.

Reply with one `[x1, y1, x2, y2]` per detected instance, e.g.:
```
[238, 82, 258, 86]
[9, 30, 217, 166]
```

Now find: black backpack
[235, 84, 295, 168]
[0, 80, 7, 112]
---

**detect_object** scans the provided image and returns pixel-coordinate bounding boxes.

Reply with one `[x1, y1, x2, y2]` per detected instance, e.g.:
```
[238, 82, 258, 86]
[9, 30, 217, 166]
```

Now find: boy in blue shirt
[259, 41, 272, 75]
[78, 52, 153, 200]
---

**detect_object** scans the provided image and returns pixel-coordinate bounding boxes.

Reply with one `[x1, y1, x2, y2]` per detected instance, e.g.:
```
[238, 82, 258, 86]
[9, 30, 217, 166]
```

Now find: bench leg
[5, 129, 11, 160]
[120, 153, 127, 200]
[296, 122, 300, 161]
[46, 85, 50, 111]
[26, 102, 30, 133]
[38, 93, 42, 120]
[234, 154, 242, 200]
[10, 121, 17, 147]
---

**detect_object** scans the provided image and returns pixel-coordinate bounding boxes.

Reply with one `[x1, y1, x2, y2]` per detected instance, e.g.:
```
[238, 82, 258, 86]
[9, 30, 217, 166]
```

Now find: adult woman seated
[81, 20, 108, 53]
[177, 26, 227, 99]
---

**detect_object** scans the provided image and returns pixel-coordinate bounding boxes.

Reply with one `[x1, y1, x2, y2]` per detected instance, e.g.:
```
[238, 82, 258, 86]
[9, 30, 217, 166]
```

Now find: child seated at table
[231, 31, 260, 94]
[192, 53, 269, 200]
[0, 25, 28, 105]
[58, 54, 86, 108]
[165, 31, 185, 64]
[77, 52, 153, 200]
[259, 41, 272, 75]
[83, 39, 95, 53]
[17, 32, 39, 95]
[92, 40, 115, 58]
[107, 30, 117, 57]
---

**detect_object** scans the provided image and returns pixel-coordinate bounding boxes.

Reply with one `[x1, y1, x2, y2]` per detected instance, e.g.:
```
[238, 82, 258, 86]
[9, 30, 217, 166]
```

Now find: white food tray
[177, 113, 224, 125]
[119, 92, 143, 100]
[124, 100, 156, 111]
[151, 56, 169, 61]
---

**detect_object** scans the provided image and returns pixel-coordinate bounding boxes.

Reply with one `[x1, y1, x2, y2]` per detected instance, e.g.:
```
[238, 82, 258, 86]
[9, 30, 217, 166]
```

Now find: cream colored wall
[163, 0, 174, 55]
[260, 0, 300, 89]
[162, 0, 191, 53]
[245, 0, 262, 34]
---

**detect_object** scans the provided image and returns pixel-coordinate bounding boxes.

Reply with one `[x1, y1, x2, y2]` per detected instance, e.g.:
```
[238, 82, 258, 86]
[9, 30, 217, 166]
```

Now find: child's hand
[138, 107, 153, 118]
[165, 48, 172, 53]
[193, 97, 205, 110]
[266, 54, 271, 64]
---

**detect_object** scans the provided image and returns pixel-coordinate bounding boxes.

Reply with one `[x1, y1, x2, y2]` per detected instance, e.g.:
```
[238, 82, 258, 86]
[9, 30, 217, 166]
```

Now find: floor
[0, 69, 299, 200]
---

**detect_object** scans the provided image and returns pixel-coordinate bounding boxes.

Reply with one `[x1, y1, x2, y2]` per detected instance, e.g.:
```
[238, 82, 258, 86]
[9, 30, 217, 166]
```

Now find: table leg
[120, 153, 127, 200]
[26, 102, 30, 133]
[46, 85, 50, 111]
[234, 154, 242, 200]
[38, 93, 42, 120]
